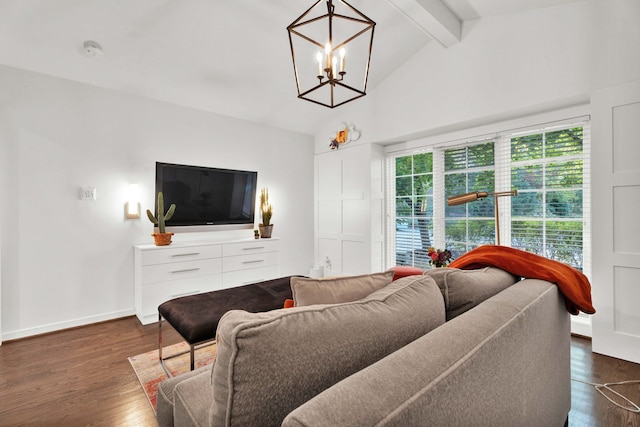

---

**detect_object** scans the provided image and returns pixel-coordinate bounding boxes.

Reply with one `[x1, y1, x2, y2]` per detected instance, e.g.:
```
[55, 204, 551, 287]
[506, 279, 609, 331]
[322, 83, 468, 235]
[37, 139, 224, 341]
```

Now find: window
[387, 120, 590, 273]
[510, 127, 585, 269]
[394, 153, 433, 268]
[444, 141, 496, 255]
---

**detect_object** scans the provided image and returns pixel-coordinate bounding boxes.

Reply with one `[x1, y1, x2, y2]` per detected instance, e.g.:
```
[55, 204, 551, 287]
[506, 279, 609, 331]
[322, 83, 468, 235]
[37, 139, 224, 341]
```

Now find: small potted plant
[258, 188, 273, 238]
[146, 192, 176, 246]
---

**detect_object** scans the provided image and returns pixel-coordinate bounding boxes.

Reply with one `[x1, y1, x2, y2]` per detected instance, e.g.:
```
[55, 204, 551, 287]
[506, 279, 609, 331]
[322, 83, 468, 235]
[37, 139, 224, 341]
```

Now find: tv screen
[155, 162, 258, 229]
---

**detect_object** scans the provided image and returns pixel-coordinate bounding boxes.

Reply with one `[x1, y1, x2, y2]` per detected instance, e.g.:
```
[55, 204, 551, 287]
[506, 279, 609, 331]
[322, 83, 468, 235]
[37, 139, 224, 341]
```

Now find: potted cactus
[146, 191, 176, 246]
[258, 188, 273, 238]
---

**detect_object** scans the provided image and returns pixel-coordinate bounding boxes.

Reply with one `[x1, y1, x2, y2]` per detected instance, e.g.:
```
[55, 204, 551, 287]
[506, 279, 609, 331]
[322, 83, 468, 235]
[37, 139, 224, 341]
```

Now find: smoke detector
[82, 40, 103, 58]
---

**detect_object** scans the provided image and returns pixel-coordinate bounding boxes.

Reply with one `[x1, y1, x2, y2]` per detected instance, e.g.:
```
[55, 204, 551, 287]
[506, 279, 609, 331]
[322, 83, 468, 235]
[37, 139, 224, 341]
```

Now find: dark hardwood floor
[1, 316, 639, 426]
[0, 317, 182, 426]
[569, 337, 640, 426]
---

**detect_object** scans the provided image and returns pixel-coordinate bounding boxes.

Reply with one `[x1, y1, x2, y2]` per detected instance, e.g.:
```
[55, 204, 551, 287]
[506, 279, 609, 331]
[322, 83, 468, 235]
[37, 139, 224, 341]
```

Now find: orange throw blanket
[449, 245, 595, 315]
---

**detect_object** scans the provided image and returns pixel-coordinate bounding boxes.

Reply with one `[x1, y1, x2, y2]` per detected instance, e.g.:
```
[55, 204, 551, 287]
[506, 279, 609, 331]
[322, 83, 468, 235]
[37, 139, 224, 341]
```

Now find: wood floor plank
[1, 317, 639, 426]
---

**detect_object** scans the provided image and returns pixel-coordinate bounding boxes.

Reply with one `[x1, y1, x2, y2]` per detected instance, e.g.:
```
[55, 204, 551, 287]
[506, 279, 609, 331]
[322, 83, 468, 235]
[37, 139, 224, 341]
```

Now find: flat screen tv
[155, 162, 258, 230]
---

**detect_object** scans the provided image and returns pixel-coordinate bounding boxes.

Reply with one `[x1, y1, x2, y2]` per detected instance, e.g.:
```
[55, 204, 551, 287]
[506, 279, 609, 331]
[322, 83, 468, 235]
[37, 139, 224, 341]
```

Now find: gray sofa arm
[157, 366, 212, 427]
[283, 279, 571, 427]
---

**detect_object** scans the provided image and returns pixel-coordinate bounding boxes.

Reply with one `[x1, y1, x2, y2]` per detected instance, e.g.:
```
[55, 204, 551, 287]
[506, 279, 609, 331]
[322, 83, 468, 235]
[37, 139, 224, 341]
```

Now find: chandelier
[287, 0, 375, 108]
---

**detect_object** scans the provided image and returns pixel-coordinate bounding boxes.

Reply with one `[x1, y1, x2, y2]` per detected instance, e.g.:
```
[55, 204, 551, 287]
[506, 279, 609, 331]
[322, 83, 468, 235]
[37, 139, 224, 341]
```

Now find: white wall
[0, 66, 314, 340]
[0, 105, 13, 344]
[590, 0, 640, 90]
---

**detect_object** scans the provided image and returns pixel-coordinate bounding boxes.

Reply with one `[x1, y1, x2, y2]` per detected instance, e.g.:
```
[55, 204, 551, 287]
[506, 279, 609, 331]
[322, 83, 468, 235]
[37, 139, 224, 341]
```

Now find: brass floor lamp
[447, 190, 518, 245]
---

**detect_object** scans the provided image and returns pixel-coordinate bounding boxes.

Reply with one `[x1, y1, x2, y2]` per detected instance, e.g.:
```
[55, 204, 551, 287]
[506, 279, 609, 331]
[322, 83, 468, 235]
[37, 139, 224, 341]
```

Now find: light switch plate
[80, 186, 97, 201]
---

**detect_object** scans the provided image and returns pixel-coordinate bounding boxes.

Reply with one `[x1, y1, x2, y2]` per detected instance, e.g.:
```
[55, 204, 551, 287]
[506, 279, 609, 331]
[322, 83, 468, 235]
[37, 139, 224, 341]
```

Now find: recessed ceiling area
[0, 0, 585, 135]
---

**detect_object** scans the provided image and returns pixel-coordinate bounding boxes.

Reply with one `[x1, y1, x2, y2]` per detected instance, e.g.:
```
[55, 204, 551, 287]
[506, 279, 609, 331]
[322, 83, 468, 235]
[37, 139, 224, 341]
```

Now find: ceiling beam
[386, 0, 461, 48]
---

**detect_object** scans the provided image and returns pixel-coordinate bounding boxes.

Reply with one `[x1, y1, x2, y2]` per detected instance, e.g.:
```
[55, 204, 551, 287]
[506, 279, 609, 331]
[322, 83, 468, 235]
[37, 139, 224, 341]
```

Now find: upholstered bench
[157, 275, 300, 375]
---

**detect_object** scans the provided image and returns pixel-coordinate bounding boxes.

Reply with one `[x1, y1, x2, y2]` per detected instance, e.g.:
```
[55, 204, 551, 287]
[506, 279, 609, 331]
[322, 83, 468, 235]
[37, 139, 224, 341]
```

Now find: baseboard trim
[1, 309, 136, 342]
[571, 315, 592, 338]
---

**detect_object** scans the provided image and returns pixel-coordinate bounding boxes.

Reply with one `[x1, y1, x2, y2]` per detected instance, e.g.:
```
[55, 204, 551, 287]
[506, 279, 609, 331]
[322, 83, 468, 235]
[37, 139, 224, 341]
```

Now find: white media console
[134, 238, 280, 325]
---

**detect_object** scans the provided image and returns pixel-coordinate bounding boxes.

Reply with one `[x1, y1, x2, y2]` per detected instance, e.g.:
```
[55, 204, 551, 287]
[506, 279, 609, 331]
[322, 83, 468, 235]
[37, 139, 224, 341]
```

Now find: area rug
[128, 342, 217, 413]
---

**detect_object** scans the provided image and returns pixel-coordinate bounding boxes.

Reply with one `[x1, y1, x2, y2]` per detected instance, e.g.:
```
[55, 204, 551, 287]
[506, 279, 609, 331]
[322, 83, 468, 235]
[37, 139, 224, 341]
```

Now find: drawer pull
[242, 247, 265, 251]
[170, 268, 201, 274]
[171, 290, 200, 298]
[242, 259, 265, 264]
[171, 252, 200, 257]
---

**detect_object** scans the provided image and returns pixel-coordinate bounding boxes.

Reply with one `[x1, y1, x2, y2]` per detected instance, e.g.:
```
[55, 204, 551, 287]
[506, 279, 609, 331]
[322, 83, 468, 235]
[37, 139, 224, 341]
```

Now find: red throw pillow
[388, 266, 424, 281]
[283, 299, 295, 308]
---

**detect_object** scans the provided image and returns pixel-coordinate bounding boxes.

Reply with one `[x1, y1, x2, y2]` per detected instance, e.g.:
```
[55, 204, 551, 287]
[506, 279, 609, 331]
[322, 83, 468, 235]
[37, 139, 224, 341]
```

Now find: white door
[591, 80, 640, 363]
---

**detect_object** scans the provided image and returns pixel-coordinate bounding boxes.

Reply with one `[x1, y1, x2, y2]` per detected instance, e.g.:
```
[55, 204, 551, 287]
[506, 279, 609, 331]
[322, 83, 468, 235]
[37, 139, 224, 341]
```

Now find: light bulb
[324, 42, 331, 69]
[316, 52, 323, 76]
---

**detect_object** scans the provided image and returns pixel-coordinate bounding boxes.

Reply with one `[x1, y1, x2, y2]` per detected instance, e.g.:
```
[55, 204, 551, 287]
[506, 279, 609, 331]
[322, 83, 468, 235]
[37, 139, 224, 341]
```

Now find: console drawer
[222, 251, 279, 273]
[140, 244, 222, 266]
[223, 240, 280, 257]
[141, 258, 222, 284]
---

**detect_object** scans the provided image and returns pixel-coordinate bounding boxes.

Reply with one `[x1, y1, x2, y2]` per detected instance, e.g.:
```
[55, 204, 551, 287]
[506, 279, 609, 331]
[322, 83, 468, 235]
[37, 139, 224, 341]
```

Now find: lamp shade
[125, 183, 141, 219]
[447, 191, 489, 206]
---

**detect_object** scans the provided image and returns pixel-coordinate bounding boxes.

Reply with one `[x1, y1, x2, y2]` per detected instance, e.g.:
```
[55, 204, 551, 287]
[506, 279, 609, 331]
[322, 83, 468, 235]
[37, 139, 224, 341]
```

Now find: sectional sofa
[157, 267, 571, 427]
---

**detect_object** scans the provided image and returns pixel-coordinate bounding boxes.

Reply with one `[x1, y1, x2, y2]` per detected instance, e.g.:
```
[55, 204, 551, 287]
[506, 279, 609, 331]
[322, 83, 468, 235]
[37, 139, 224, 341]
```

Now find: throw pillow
[423, 267, 520, 320]
[210, 274, 445, 427]
[290, 270, 394, 307]
[388, 265, 425, 281]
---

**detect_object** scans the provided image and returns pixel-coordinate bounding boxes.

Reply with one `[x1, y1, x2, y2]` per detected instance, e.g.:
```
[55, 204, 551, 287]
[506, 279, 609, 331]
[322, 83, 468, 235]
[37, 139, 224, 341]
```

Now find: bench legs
[158, 313, 213, 377]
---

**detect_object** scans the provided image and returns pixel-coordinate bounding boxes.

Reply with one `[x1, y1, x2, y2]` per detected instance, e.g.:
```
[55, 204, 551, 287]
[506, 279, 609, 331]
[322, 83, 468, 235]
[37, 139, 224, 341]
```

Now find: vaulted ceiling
[0, 0, 583, 135]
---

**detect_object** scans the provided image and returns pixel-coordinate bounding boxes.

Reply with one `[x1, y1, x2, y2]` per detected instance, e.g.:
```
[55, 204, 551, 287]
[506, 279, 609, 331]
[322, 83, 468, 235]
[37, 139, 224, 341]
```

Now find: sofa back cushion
[423, 267, 519, 320]
[209, 275, 446, 427]
[290, 271, 394, 306]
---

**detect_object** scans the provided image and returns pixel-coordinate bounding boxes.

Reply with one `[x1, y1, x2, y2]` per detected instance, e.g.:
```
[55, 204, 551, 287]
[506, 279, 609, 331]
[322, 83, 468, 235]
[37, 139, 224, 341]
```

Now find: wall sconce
[329, 122, 362, 150]
[125, 184, 141, 219]
[447, 190, 518, 245]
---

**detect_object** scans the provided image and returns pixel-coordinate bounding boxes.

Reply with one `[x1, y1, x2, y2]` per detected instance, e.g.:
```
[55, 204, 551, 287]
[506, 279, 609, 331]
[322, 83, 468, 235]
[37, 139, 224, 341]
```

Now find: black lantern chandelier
[287, 0, 375, 108]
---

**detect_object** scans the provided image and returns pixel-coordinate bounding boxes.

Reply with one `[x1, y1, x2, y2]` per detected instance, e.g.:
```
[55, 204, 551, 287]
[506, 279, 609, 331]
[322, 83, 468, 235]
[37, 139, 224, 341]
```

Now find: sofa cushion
[423, 267, 520, 320]
[290, 270, 394, 306]
[209, 274, 446, 427]
[173, 370, 213, 427]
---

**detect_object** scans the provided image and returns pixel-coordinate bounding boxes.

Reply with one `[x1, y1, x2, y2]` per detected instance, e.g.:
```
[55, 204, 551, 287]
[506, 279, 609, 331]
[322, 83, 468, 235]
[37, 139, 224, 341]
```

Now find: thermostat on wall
[79, 187, 97, 201]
